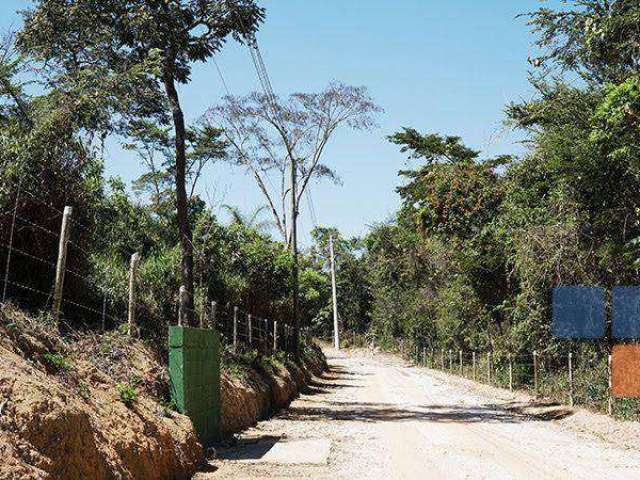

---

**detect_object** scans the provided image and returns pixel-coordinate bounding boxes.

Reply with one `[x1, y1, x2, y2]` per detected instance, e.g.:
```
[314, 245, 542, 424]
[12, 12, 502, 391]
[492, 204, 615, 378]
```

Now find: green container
[169, 326, 221, 446]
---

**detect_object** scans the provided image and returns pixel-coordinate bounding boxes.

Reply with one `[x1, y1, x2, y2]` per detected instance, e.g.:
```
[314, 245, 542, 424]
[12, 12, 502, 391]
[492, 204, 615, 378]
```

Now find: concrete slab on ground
[223, 437, 331, 465]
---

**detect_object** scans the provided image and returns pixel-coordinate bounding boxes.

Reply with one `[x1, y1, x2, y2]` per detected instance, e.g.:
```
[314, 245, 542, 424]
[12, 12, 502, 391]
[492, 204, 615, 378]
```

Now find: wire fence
[337, 331, 625, 417]
[0, 179, 296, 356]
[391, 342, 616, 416]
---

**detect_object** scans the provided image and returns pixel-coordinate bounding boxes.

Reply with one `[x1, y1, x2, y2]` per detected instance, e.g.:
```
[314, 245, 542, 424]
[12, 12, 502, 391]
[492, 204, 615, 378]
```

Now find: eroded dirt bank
[203, 347, 640, 480]
[0, 307, 202, 480]
[0, 305, 325, 480]
[220, 347, 327, 436]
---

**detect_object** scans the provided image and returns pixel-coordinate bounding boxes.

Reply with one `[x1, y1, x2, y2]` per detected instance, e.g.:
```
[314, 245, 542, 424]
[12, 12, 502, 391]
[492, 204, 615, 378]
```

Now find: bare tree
[206, 82, 382, 246]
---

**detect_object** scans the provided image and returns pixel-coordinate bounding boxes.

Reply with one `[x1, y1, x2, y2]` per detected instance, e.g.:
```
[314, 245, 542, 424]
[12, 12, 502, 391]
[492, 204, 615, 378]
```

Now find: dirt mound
[0, 305, 202, 480]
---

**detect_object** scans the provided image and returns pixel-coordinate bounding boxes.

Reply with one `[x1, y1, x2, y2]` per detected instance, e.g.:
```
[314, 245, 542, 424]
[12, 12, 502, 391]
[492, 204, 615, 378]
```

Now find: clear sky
[1, 0, 556, 245]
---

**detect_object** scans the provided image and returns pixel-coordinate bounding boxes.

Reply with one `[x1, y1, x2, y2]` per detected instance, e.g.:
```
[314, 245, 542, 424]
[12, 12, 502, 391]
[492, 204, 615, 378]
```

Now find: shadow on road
[281, 399, 573, 425]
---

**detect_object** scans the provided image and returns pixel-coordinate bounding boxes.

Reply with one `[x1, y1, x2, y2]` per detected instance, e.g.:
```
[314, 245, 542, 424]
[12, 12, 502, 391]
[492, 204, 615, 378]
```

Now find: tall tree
[18, 0, 264, 324]
[207, 83, 382, 245]
[208, 82, 380, 353]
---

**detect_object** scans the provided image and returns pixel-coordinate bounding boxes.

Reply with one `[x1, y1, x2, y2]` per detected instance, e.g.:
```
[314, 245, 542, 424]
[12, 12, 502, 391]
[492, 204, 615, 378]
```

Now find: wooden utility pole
[290, 155, 300, 356]
[53, 206, 72, 326]
[329, 235, 340, 349]
[127, 252, 141, 336]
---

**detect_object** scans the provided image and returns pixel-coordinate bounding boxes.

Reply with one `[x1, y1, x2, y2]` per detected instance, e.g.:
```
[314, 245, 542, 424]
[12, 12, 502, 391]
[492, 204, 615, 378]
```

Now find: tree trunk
[163, 61, 195, 326]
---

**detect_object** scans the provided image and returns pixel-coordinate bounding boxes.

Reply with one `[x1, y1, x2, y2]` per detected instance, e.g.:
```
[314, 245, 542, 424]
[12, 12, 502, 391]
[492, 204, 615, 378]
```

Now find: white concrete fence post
[568, 352, 574, 406]
[533, 350, 539, 395]
[178, 285, 188, 327]
[509, 354, 513, 392]
[233, 306, 238, 353]
[209, 301, 217, 330]
[127, 252, 140, 336]
[273, 320, 278, 352]
[472, 351, 477, 380]
[608, 354, 613, 415]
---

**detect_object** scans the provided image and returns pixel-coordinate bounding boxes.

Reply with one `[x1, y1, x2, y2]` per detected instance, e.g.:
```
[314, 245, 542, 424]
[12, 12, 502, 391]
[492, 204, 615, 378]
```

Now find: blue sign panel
[552, 286, 606, 339]
[613, 286, 640, 340]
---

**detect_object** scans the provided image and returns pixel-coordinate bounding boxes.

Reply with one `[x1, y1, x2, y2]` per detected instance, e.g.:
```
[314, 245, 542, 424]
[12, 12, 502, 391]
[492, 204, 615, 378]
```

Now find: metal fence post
[248, 314, 252, 346]
[53, 206, 73, 326]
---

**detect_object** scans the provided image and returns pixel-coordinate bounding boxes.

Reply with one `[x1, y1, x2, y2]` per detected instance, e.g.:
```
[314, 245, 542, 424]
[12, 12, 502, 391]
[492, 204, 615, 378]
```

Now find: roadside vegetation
[305, 1, 640, 419]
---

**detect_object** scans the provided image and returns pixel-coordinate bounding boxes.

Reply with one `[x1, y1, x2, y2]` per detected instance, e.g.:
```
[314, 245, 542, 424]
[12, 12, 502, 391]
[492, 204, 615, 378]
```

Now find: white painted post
[608, 354, 613, 415]
[233, 306, 238, 352]
[441, 348, 445, 369]
[459, 350, 463, 375]
[53, 206, 73, 326]
[423, 347, 426, 366]
[273, 320, 278, 352]
[568, 352, 574, 406]
[209, 301, 217, 330]
[448, 349, 452, 370]
[472, 351, 477, 380]
[487, 352, 491, 383]
[127, 252, 140, 336]
[533, 350, 539, 395]
[329, 235, 340, 349]
[178, 285, 188, 327]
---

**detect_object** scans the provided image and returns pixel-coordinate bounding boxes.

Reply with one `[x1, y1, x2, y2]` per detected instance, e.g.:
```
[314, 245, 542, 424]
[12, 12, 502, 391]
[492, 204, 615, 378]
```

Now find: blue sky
[1, 0, 555, 244]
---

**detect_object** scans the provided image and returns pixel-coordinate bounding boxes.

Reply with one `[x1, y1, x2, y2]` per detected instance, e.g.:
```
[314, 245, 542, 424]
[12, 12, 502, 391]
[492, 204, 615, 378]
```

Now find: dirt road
[198, 347, 640, 479]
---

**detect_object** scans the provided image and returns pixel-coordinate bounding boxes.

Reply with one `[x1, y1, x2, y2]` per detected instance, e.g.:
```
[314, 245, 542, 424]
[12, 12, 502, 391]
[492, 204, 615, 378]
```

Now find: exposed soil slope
[0, 306, 202, 480]
[0, 305, 326, 479]
[220, 349, 326, 435]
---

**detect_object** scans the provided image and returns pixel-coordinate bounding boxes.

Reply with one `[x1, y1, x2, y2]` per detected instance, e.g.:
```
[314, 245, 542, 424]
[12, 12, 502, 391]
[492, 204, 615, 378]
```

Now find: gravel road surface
[197, 347, 640, 479]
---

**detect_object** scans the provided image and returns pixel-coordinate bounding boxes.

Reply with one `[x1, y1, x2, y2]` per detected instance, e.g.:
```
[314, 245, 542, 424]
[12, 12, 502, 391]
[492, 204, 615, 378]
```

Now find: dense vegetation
[354, 0, 640, 355]
[0, 1, 337, 356]
[310, 0, 639, 416]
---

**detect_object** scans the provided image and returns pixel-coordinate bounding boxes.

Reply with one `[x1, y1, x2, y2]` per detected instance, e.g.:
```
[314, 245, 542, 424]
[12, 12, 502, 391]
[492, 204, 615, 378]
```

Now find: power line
[212, 57, 231, 96]
[226, 0, 281, 122]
